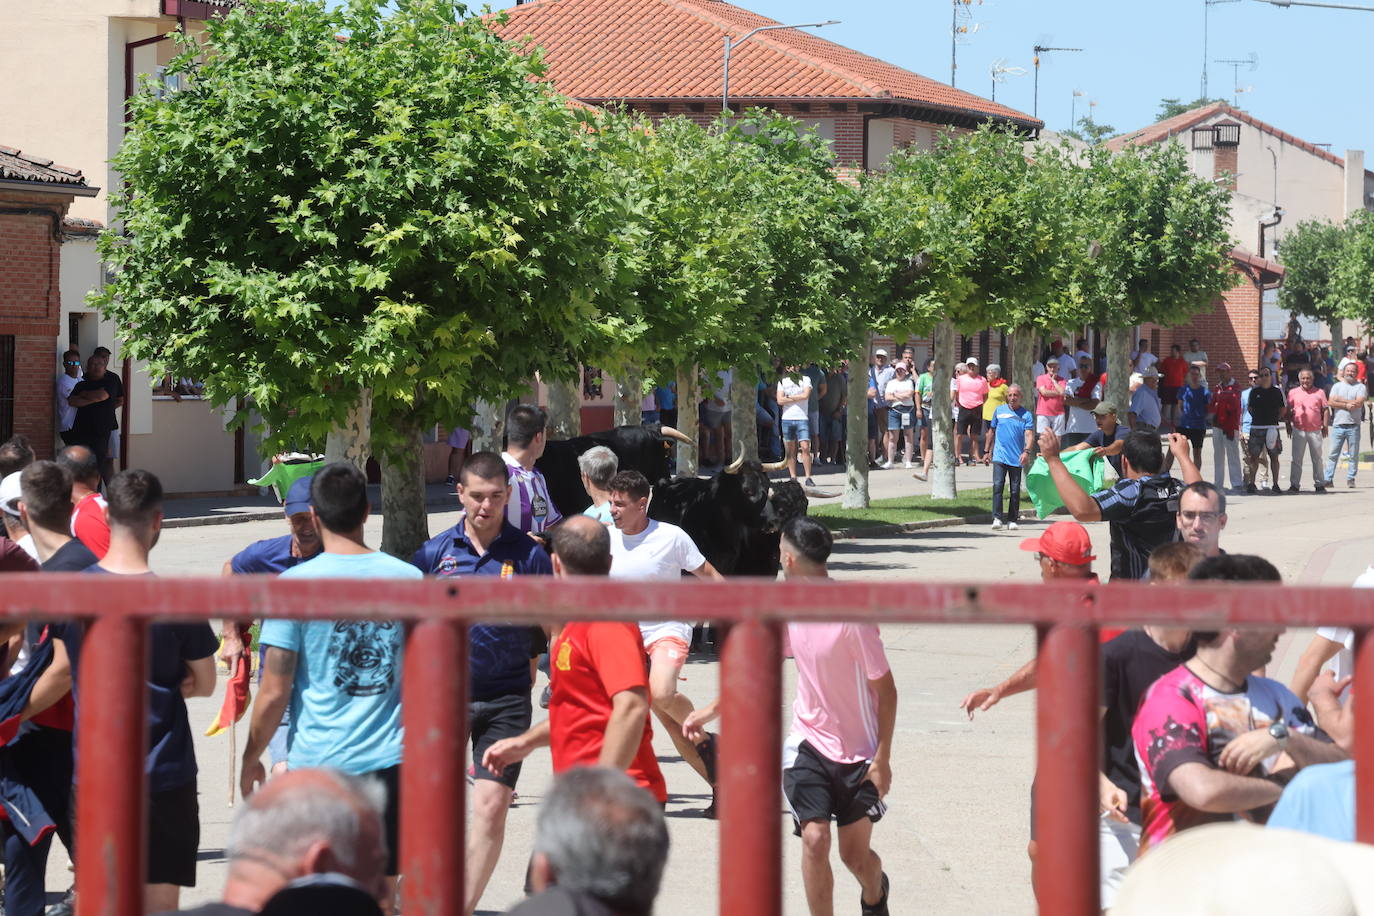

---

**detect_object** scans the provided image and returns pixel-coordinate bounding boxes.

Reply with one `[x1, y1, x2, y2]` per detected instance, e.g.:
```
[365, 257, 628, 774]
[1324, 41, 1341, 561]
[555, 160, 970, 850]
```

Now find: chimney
[1345, 149, 1365, 217]
[1213, 121, 1240, 192]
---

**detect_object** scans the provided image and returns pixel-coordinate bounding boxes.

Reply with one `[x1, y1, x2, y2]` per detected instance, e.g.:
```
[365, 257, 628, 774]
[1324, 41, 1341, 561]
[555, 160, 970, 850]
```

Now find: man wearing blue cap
[218, 474, 323, 773]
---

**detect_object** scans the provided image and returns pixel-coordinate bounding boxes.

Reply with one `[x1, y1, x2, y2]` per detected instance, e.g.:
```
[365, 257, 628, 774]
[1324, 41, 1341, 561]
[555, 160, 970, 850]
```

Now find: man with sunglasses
[55, 350, 83, 447]
[1244, 368, 1287, 495]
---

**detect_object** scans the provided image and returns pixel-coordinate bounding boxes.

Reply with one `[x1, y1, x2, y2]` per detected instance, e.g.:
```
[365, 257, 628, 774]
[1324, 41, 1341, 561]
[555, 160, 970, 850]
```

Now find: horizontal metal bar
[3, 575, 1374, 627]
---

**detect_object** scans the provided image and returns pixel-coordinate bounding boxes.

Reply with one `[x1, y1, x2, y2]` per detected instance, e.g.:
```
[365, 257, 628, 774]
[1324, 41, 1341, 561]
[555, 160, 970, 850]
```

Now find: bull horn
[659, 425, 695, 447]
[804, 487, 842, 499]
[759, 459, 789, 472]
[724, 450, 745, 474]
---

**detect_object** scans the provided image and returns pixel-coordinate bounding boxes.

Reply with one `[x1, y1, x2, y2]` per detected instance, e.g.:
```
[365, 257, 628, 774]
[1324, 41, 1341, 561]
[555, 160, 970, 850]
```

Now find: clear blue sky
[739, 0, 1372, 157]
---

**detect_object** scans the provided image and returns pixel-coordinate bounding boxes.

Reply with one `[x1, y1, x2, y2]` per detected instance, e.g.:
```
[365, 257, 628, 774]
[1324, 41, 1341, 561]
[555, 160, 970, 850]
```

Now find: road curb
[162, 494, 456, 529]
[829, 508, 1043, 541]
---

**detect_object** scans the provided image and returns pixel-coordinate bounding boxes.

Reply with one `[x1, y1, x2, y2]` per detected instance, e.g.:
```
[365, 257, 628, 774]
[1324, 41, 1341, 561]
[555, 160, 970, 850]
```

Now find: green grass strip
[809, 487, 1000, 531]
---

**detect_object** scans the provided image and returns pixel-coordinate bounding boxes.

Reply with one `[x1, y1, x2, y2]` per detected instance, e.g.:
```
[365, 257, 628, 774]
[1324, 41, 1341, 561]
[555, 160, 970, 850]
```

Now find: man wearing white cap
[1128, 368, 1163, 434]
[865, 350, 893, 468]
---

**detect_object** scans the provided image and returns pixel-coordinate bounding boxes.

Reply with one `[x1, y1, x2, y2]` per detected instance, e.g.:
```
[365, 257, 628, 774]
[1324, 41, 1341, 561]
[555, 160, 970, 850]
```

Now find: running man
[605, 470, 723, 815]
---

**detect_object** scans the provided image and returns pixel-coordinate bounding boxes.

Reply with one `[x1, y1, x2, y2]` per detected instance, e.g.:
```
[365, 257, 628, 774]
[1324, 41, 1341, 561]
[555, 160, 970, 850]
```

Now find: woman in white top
[884, 363, 917, 468]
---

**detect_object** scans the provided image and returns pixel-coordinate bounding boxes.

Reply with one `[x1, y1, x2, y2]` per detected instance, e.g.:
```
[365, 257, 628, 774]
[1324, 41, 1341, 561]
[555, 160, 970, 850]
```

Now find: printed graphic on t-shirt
[330, 621, 400, 697]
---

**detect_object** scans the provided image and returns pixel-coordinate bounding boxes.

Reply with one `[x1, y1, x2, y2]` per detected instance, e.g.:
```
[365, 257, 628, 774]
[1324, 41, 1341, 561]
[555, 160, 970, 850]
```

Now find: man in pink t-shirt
[1034, 357, 1068, 436]
[779, 517, 895, 916]
[1285, 369, 1329, 493]
[955, 358, 991, 465]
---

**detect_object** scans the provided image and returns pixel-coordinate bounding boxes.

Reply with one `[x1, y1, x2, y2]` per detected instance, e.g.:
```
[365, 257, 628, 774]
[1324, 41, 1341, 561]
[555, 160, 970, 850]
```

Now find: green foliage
[1278, 218, 1347, 325]
[861, 125, 1090, 338]
[1061, 115, 1117, 146]
[94, 0, 627, 457]
[1332, 210, 1374, 327]
[1155, 97, 1226, 121]
[1074, 142, 1235, 329]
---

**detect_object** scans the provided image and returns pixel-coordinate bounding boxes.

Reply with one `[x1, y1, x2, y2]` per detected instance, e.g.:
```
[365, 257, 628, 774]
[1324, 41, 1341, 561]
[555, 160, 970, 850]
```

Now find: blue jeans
[1326, 424, 1361, 482]
[992, 462, 1022, 522]
[782, 418, 811, 442]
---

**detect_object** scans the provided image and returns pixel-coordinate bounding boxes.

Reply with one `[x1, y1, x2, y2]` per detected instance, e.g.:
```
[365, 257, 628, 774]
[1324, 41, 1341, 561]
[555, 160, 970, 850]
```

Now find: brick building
[1110, 103, 1372, 374]
[0, 145, 97, 455]
[492, 0, 1041, 171]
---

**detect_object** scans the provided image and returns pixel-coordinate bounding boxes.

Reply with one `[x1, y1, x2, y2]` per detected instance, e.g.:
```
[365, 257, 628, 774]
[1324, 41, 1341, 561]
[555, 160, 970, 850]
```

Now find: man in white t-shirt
[607, 469, 724, 815]
[56, 349, 83, 446]
[1062, 361, 1101, 448]
[777, 367, 816, 486]
[1289, 564, 1371, 705]
[1132, 339, 1159, 374]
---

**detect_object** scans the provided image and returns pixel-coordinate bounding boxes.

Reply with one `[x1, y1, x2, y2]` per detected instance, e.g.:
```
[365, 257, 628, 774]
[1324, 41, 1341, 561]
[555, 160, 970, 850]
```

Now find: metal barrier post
[1034, 622, 1099, 916]
[1357, 627, 1374, 844]
[719, 618, 782, 916]
[400, 619, 469, 915]
[75, 616, 148, 916]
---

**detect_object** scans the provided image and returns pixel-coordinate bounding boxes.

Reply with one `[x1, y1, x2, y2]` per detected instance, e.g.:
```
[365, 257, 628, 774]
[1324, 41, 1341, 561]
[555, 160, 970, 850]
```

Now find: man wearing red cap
[958, 521, 1097, 718]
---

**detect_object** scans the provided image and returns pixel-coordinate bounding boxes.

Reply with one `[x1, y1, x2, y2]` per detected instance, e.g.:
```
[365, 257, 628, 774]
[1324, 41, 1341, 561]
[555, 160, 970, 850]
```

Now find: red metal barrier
[0, 574, 1366, 916]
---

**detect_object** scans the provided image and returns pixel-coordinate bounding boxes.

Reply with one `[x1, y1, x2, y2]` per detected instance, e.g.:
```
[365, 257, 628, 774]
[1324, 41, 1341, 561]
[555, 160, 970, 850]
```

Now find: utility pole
[1032, 45, 1082, 120]
[1202, 0, 1241, 99]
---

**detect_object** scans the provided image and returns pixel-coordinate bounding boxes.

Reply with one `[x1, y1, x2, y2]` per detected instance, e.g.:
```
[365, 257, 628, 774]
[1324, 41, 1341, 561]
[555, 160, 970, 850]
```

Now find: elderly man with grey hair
[158, 768, 388, 916]
[577, 446, 618, 525]
[507, 767, 669, 916]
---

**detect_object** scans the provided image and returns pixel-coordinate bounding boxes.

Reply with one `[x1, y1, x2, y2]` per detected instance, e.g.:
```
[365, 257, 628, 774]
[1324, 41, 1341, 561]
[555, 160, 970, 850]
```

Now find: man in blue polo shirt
[412, 450, 553, 915]
[218, 474, 321, 775]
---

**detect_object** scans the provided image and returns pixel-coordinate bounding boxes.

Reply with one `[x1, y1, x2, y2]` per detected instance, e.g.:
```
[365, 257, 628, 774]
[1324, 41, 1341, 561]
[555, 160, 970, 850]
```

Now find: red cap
[1019, 521, 1095, 566]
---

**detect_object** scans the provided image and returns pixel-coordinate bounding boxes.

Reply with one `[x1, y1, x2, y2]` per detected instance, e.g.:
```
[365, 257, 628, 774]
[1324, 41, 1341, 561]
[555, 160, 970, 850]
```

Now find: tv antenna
[1202, 0, 1242, 98]
[951, 0, 984, 88]
[1032, 44, 1082, 119]
[1213, 52, 1258, 106]
[989, 59, 1026, 102]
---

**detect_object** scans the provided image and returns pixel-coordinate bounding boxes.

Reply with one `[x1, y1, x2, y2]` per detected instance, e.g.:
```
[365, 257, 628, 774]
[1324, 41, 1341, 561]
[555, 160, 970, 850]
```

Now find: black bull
[538, 429, 825, 576]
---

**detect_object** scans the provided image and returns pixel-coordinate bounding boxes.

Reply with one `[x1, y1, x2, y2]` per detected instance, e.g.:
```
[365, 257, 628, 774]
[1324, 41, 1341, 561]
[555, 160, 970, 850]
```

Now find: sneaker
[991, 518, 1004, 530]
[804, 477, 816, 487]
[1350, 479, 1357, 489]
[539, 684, 552, 709]
[912, 470, 927, 481]
[1287, 485, 1300, 494]
[1273, 484, 1284, 494]
[1245, 483, 1257, 494]
[861, 872, 890, 916]
[903, 461, 913, 469]
[1007, 522, 1019, 531]
[1315, 485, 1327, 493]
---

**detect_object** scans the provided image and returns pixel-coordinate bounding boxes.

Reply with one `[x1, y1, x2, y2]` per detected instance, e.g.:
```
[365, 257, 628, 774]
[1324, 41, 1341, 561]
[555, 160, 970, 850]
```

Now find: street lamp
[723, 20, 840, 116]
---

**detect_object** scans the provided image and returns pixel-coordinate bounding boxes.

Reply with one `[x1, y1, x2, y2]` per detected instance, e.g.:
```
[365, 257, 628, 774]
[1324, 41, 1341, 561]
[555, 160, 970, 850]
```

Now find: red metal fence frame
[1, 575, 1368, 915]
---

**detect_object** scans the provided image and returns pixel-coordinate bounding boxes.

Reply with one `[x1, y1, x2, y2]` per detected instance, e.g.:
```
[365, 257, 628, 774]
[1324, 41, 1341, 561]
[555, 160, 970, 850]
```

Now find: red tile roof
[0, 145, 90, 187]
[1107, 102, 1359, 174]
[1229, 247, 1284, 285]
[490, 0, 1040, 129]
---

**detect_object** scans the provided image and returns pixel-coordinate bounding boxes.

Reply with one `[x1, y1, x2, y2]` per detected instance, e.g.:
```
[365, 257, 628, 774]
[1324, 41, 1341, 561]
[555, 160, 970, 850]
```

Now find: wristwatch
[1268, 719, 1290, 751]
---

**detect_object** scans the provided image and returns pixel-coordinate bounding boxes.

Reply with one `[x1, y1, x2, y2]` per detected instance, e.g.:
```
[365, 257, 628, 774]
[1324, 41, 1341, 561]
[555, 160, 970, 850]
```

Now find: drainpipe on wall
[1258, 207, 1283, 260]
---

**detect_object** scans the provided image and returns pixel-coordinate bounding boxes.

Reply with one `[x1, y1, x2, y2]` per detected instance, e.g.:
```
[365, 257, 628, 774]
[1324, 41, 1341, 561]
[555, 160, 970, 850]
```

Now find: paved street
[48, 451, 1369, 914]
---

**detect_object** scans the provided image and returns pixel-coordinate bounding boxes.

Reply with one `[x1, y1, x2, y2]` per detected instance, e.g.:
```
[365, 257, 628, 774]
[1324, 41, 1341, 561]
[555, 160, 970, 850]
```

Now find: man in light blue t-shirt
[988, 385, 1033, 531]
[239, 462, 421, 879]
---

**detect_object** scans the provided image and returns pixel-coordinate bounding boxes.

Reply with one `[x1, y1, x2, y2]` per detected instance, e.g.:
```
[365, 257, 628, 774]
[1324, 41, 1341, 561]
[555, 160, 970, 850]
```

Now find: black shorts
[956, 406, 982, 436]
[1177, 427, 1205, 450]
[783, 739, 885, 834]
[363, 764, 400, 876]
[471, 693, 533, 789]
[148, 780, 199, 887]
[1246, 430, 1282, 457]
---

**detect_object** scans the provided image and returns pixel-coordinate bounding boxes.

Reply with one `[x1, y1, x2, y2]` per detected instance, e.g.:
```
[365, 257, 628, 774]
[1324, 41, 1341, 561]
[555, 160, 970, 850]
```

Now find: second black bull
[538, 429, 834, 576]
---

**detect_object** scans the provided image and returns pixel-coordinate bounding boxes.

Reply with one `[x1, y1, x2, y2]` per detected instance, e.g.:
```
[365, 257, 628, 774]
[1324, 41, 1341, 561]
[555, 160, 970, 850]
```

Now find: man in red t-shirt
[482, 516, 667, 803]
[1157, 345, 1189, 432]
[58, 445, 109, 558]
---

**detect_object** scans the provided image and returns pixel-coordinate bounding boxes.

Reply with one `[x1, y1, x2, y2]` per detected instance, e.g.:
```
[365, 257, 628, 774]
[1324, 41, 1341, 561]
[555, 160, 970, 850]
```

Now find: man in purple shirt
[501, 405, 563, 535]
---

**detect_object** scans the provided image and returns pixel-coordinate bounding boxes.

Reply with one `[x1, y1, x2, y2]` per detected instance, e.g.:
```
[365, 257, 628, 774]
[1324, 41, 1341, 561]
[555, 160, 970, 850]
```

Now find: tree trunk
[379, 415, 429, 560]
[730, 367, 758, 463]
[470, 399, 505, 453]
[614, 368, 642, 427]
[544, 376, 581, 440]
[324, 389, 371, 470]
[1105, 327, 1132, 422]
[843, 334, 870, 508]
[930, 320, 958, 499]
[1010, 327, 1036, 406]
[675, 365, 700, 477]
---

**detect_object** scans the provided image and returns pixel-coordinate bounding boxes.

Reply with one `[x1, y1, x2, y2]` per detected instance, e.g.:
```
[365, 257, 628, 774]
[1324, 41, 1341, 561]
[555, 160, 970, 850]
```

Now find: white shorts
[1100, 816, 1140, 909]
[1035, 414, 1066, 436]
[107, 428, 121, 459]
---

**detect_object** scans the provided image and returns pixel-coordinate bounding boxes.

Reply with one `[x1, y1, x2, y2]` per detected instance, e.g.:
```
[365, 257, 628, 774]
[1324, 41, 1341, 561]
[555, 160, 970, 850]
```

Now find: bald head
[227, 768, 387, 908]
[57, 445, 101, 491]
[551, 515, 612, 576]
